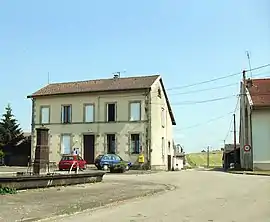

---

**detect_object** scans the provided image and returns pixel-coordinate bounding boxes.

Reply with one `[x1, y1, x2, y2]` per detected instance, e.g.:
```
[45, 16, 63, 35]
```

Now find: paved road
[53, 170, 270, 222]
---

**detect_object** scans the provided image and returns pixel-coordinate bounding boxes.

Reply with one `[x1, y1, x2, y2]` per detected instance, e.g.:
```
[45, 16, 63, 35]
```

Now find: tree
[0, 104, 25, 148]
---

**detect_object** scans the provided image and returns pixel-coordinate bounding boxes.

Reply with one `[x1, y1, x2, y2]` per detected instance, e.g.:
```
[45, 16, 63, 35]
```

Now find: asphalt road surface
[53, 170, 270, 222]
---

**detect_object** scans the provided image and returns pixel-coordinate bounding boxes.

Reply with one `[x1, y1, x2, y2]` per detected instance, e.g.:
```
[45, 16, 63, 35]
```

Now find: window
[130, 134, 140, 154]
[130, 102, 141, 121]
[61, 135, 71, 154]
[107, 134, 116, 154]
[107, 103, 116, 122]
[161, 137, 165, 156]
[161, 108, 165, 127]
[158, 88, 161, 98]
[84, 104, 94, 122]
[40, 106, 50, 124]
[61, 105, 72, 123]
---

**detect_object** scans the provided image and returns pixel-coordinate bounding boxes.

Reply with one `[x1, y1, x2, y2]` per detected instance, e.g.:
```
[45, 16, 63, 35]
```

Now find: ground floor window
[107, 134, 116, 154]
[130, 134, 140, 154]
[61, 134, 71, 154]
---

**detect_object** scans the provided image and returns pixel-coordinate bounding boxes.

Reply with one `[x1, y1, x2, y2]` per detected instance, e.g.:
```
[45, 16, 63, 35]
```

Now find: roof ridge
[48, 74, 160, 85]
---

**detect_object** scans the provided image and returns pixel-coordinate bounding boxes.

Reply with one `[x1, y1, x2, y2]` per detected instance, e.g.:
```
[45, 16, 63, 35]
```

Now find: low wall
[0, 172, 105, 190]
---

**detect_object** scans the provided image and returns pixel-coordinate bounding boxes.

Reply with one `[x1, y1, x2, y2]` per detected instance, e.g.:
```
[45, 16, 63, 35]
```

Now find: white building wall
[150, 78, 174, 170]
[251, 110, 270, 170]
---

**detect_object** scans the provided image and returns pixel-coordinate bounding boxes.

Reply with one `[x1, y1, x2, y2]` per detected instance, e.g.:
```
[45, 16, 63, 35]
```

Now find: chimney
[113, 72, 120, 79]
[246, 78, 253, 88]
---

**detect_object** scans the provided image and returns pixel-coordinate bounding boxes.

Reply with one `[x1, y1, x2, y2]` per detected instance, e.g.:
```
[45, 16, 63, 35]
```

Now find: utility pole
[207, 146, 209, 168]
[233, 113, 237, 166]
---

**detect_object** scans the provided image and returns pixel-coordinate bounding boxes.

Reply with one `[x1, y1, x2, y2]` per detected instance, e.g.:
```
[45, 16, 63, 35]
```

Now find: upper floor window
[40, 106, 50, 124]
[158, 88, 162, 98]
[107, 103, 116, 122]
[161, 107, 165, 127]
[84, 104, 94, 123]
[130, 102, 141, 121]
[61, 105, 72, 123]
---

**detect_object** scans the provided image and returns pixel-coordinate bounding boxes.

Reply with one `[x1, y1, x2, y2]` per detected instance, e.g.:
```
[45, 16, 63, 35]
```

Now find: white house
[239, 78, 270, 170]
[27, 74, 176, 170]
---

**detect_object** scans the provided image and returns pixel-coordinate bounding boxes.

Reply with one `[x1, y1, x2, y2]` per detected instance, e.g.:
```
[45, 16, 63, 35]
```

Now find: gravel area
[0, 176, 171, 222]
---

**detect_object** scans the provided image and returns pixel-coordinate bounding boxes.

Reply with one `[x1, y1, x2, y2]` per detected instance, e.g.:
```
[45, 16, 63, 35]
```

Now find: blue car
[94, 154, 132, 171]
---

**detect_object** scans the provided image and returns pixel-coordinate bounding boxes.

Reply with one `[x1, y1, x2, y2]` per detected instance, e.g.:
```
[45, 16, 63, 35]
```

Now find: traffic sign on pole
[243, 144, 251, 152]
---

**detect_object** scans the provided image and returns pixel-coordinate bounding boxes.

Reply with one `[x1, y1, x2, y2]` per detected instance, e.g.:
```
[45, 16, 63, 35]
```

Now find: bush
[0, 187, 17, 195]
[0, 149, 4, 158]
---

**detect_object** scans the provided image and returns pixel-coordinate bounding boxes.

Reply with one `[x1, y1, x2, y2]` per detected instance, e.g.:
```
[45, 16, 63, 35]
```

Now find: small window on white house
[61, 105, 72, 123]
[158, 88, 161, 98]
[162, 137, 165, 156]
[130, 102, 141, 121]
[84, 104, 94, 122]
[130, 134, 140, 154]
[61, 134, 71, 154]
[40, 106, 50, 124]
[161, 107, 165, 127]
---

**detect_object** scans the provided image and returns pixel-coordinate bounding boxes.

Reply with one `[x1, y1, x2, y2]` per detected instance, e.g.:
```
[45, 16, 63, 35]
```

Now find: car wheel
[103, 165, 109, 171]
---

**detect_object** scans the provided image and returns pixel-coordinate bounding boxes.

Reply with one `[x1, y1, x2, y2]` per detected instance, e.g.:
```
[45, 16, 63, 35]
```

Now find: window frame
[161, 107, 165, 128]
[60, 134, 72, 155]
[61, 104, 72, 124]
[83, 103, 95, 123]
[106, 133, 117, 154]
[106, 102, 117, 122]
[40, 105, 50, 124]
[129, 101, 141, 121]
[157, 88, 162, 98]
[161, 137, 165, 157]
[130, 133, 141, 154]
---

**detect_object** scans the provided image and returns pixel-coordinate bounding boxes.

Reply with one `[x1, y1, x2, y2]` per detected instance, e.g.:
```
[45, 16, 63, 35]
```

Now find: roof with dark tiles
[247, 78, 270, 107]
[27, 74, 176, 125]
[28, 75, 160, 97]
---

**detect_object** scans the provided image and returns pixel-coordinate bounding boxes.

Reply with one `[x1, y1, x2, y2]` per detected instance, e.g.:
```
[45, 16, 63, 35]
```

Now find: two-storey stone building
[27, 74, 176, 170]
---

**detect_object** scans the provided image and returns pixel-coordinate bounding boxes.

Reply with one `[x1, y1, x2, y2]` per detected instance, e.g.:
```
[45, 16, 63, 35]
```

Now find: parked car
[94, 154, 132, 171]
[58, 154, 87, 171]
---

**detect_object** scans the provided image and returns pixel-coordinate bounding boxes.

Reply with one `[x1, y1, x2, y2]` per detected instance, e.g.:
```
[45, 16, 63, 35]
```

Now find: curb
[228, 171, 270, 176]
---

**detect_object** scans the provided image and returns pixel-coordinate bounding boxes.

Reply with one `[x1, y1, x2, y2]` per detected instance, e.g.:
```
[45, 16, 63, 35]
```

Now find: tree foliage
[0, 104, 25, 148]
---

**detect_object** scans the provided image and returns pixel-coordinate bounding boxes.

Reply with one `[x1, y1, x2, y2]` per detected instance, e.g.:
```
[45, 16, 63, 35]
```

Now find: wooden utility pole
[233, 113, 237, 166]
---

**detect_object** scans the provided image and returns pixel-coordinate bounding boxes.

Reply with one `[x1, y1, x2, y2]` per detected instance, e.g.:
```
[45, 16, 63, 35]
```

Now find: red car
[58, 155, 87, 171]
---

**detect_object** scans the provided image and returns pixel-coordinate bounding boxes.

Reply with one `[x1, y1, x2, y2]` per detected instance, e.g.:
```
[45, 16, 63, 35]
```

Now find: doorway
[167, 155, 172, 171]
[83, 135, 95, 164]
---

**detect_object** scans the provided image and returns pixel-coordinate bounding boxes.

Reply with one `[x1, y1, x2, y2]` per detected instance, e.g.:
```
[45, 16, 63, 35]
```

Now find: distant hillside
[186, 151, 223, 168]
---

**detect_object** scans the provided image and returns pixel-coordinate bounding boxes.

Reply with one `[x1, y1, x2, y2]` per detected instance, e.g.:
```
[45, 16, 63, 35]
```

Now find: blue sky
[0, 0, 269, 153]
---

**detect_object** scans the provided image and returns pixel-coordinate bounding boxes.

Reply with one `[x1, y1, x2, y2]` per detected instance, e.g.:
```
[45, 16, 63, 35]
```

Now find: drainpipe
[250, 106, 253, 170]
[30, 98, 36, 165]
[147, 89, 152, 169]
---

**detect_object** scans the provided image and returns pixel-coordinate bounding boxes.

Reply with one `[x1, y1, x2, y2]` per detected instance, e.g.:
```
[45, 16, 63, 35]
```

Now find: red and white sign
[243, 144, 251, 152]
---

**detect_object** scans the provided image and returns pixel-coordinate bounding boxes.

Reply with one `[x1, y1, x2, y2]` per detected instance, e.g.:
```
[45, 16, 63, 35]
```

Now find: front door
[83, 135, 95, 164]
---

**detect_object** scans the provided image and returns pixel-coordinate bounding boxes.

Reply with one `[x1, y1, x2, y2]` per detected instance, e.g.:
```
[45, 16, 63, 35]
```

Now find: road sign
[243, 144, 251, 152]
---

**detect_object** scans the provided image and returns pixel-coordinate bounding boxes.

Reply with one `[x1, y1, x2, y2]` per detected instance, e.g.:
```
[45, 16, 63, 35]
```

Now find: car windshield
[61, 156, 74, 161]
[112, 155, 123, 161]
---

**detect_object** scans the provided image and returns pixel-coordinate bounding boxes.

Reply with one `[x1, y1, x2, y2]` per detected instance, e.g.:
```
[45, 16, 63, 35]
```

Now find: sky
[0, 0, 269, 153]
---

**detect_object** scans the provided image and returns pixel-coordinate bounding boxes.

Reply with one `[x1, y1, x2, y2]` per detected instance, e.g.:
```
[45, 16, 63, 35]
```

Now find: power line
[167, 71, 270, 96]
[167, 63, 270, 91]
[171, 95, 236, 105]
[169, 83, 238, 95]
[175, 111, 235, 131]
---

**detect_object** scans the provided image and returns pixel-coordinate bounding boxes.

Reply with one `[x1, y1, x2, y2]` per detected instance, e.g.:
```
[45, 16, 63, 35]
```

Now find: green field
[186, 151, 223, 168]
